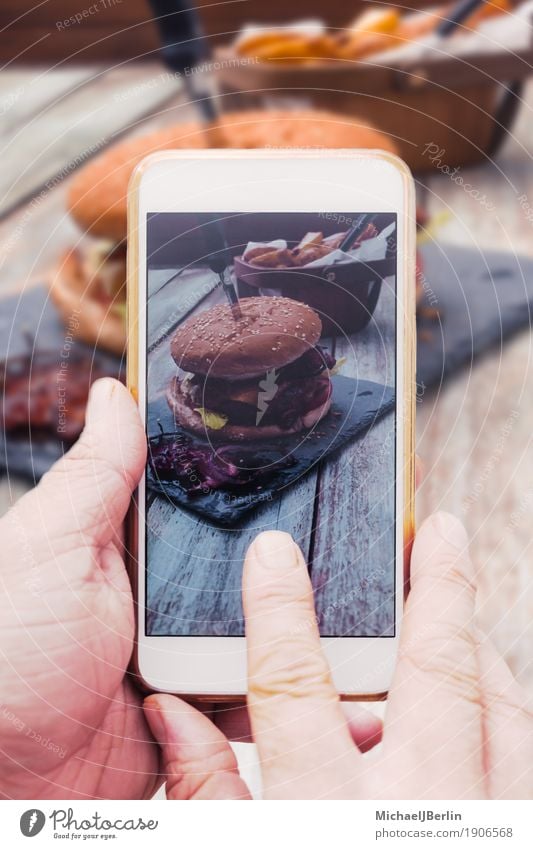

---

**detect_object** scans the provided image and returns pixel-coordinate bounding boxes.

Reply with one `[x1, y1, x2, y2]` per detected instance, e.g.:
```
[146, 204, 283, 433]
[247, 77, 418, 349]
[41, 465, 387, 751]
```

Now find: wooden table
[1, 63, 532, 691]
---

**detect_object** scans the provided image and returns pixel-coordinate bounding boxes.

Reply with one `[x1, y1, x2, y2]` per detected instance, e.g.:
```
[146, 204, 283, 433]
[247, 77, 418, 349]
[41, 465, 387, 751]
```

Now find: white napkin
[243, 221, 396, 268]
[236, 19, 325, 46]
[243, 239, 287, 257]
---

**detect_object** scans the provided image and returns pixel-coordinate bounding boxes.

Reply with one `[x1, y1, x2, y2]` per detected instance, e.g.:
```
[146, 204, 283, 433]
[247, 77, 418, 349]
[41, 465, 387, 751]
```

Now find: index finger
[242, 531, 356, 798]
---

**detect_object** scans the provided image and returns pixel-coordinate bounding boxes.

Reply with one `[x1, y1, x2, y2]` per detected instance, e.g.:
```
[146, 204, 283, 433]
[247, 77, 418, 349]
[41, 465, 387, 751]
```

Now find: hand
[0, 379, 160, 799]
[144, 518, 533, 799]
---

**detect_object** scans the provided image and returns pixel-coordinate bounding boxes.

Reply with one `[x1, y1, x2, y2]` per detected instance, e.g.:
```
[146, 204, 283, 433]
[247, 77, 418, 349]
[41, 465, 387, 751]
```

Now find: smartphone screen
[144, 210, 397, 639]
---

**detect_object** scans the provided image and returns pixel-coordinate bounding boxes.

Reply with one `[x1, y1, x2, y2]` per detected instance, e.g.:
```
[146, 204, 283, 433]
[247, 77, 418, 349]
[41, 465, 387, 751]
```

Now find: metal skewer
[217, 268, 242, 318]
[203, 216, 242, 319]
[148, 0, 225, 146]
[436, 0, 486, 37]
[339, 214, 377, 252]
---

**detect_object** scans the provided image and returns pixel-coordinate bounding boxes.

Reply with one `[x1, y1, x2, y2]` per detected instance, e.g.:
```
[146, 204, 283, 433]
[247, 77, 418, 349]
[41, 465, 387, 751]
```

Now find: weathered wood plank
[311, 280, 396, 637]
[0, 67, 197, 292]
[0, 63, 185, 217]
[146, 473, 317, 635]
[0, 67, 96, 137]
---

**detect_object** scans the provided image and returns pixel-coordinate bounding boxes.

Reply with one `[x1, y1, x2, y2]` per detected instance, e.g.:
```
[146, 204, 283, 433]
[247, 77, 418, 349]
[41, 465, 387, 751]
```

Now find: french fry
[234, 1, 511, 65]
[247, 250, 281, 267]
[236, 30, 299, 56]
[348, 7, 400, 35]
[337, 5, 447, 62]
[250, 248, 295, 267]
[336, 6, 402, 60]
[243, 245, 276, 262]
[336, 29, 400, 60]
[464, 0, 511, 30]
[239, 28, 337, 62]
[305, 34, 339, 59]
[395, 6, 448, 42]
[253, 36, 329, 62]
[292, 244, 332, 265]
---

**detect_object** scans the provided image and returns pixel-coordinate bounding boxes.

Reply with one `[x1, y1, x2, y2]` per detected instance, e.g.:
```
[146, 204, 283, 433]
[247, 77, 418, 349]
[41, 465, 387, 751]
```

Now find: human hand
[0, 378, 159, 799]
[145, 517, 533, 799]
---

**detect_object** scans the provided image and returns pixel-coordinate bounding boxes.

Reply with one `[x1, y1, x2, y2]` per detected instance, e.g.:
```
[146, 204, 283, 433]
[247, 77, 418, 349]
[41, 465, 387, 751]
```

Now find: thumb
[28, 378, 146, 547]
[144, 694, 251, 800]
[384, 512, 484, 798]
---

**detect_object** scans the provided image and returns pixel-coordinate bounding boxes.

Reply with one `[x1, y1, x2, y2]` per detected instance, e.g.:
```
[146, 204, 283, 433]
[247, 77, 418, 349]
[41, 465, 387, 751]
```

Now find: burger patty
[186, 345, 335, 429]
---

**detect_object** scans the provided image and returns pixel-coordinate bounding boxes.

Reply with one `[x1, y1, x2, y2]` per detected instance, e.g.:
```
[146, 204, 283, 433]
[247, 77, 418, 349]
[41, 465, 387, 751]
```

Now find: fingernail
[143, 698, 165, 741]
[251, 531, 298, 570]
[143, 696, 179, 744]
[86, 378, 116, 423]
[434, 511, 469, 550]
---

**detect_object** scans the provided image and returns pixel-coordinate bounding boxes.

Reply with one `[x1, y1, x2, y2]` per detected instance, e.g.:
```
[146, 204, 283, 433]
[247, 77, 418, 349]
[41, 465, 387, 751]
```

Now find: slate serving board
[0, 285, 122, 481]
[416, 241, 533, 389]
[2, 239, 533, 481]
[146, 375, 395, 526]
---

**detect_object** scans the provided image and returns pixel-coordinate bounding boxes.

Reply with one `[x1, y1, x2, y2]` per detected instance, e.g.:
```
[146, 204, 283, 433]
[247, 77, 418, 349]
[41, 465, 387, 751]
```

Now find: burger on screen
[167, 296, 336, 441]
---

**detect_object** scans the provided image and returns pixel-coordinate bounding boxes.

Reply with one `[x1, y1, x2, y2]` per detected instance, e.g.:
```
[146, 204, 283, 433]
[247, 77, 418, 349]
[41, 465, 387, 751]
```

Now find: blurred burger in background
[50, 109, 397, 355]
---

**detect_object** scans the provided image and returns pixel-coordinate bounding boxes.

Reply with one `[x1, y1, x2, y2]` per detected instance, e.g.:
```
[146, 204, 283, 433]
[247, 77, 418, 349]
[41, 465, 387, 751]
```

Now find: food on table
[234, 1, 512, 63]
[58, 109, 396, 353]
[1, 352, 112, 442]
[242, 223, 379, 268]
[247, 247, 298, 268]
[50, 241, 126, 356]
[463, 0, 511, 30]
[351, 7, 401, 35]
[67, 110, 396, 241]
[167, 296, 335, 441]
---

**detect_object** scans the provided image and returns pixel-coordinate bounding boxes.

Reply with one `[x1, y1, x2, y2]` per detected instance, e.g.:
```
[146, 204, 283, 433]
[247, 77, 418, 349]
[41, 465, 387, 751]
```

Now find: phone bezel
[127, 149, 416, 699]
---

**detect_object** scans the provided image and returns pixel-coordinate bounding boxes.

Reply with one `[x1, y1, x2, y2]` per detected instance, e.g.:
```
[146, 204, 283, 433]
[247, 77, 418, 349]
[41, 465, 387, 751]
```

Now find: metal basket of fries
[207, 1, 533, 171]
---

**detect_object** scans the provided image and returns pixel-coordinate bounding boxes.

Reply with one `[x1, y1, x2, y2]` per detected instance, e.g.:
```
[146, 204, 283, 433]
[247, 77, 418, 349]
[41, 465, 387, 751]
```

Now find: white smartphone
[127, 149, 415, 699]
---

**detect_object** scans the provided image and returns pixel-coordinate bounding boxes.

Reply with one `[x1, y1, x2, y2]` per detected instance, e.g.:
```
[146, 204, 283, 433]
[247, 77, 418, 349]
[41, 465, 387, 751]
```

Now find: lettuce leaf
[329, 356, 346, 376]
[194, 408, 228, 430]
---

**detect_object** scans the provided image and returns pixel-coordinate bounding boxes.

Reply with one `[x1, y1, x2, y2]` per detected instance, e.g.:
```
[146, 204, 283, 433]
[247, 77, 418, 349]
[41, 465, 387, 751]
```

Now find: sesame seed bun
[67, 109, 397, 241]
[49, 247, 126, 356]
[170, 296, 322, 380]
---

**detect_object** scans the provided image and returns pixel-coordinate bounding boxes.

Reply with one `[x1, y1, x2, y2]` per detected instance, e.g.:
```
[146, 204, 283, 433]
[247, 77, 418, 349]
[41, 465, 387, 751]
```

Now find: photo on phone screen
[144, 211, 397, 639]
